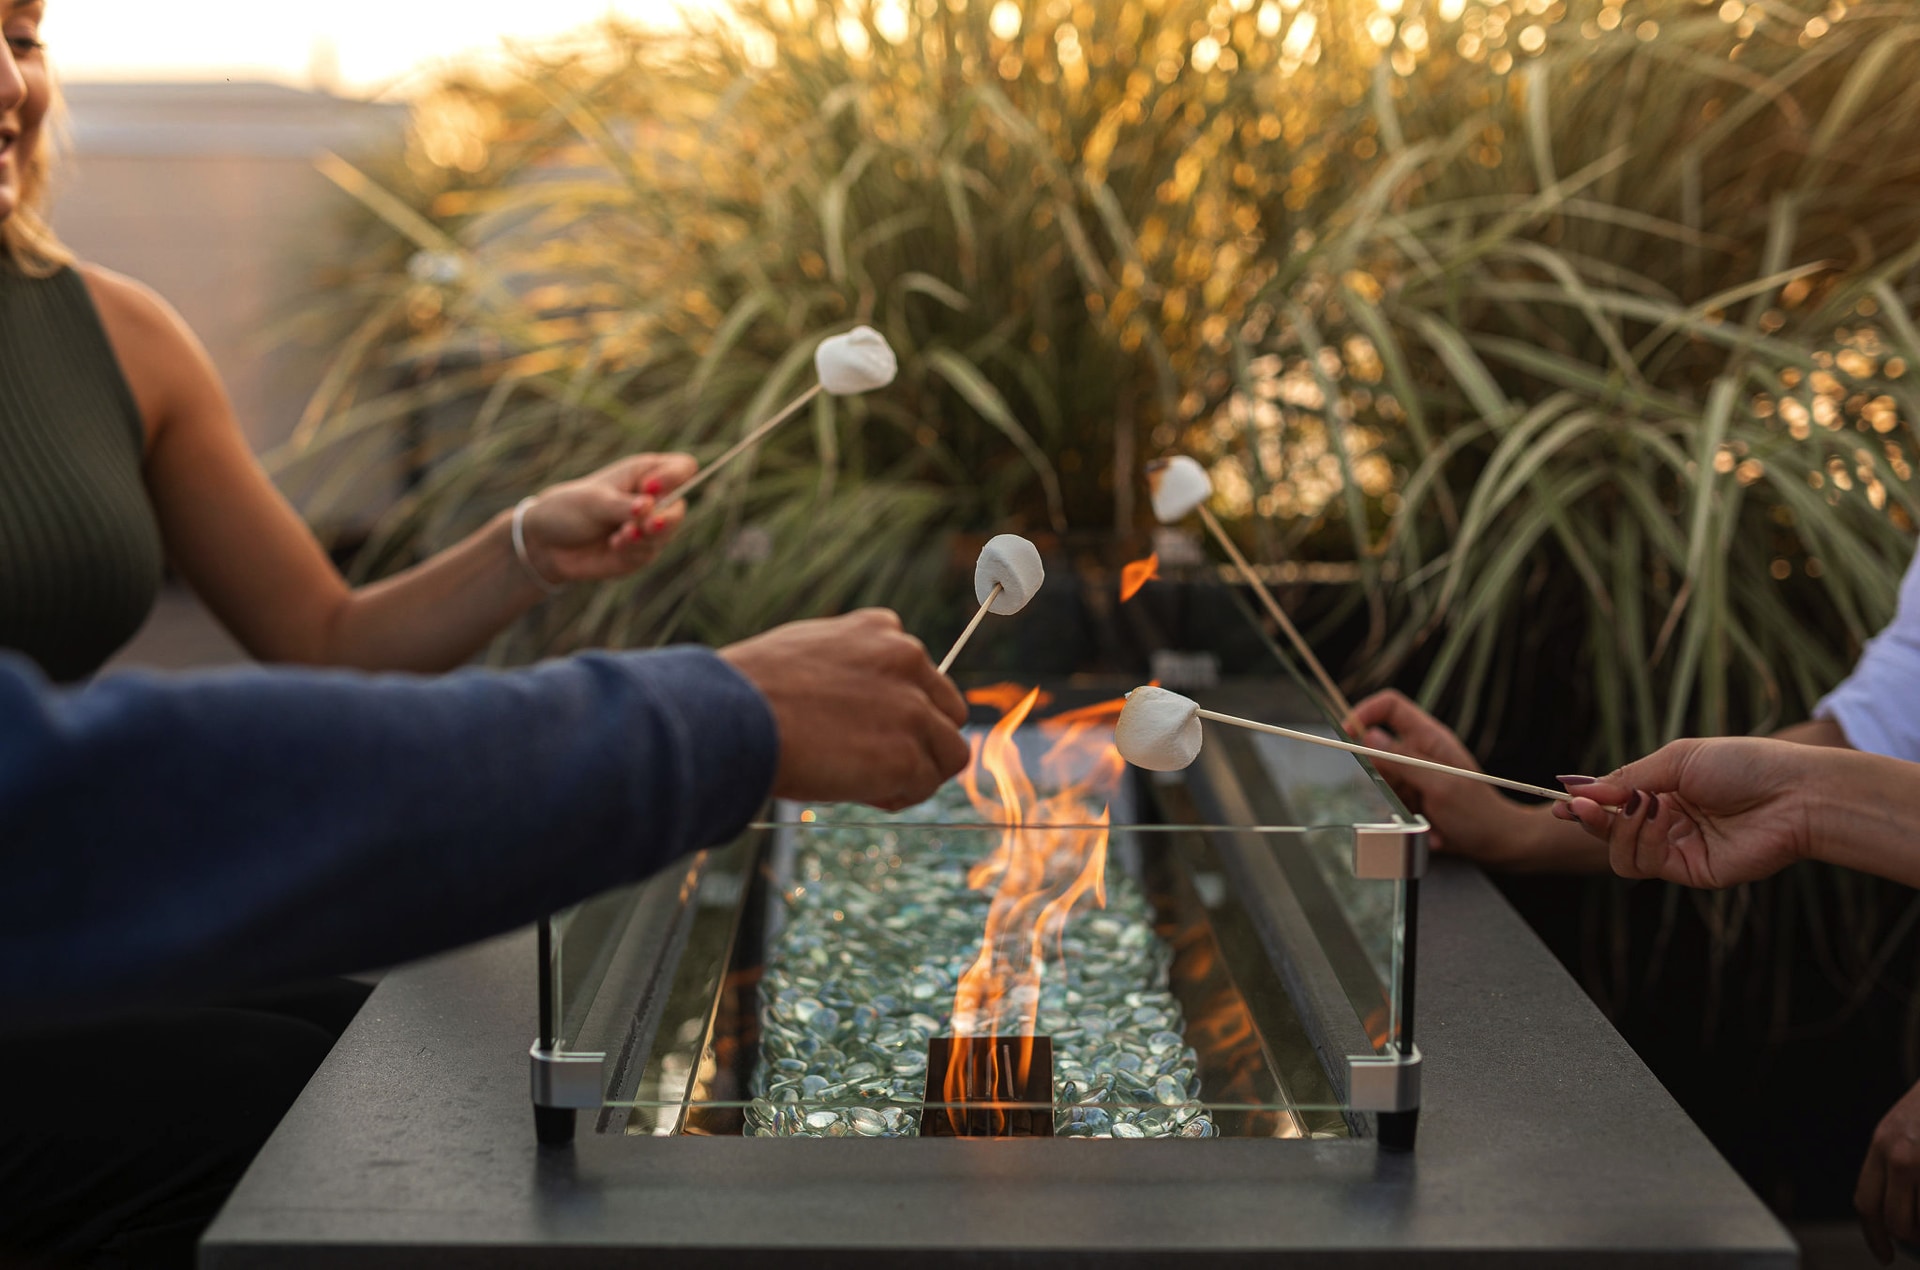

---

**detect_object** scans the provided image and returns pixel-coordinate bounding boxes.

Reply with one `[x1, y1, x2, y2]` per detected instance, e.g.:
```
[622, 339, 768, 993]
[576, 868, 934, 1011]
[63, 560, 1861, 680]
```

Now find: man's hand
[1553, 737, 1815, 889]
[721, 609, 970, 812]
[1344, 690, 1569, 865]
[1859, 1078, 1920, 1264]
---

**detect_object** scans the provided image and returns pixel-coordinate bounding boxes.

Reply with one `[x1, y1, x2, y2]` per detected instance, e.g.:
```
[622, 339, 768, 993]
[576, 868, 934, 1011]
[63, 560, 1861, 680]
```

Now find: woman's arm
[1345, 692, 1865, 874]
[83, 266, 691, 671]
[1345, 691, 1614, 872]
[1556, 738, 1920, 890]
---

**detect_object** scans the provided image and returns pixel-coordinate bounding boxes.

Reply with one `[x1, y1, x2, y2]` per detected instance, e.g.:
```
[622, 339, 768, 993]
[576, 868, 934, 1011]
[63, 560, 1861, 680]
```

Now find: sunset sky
[48, 0, 698, 94]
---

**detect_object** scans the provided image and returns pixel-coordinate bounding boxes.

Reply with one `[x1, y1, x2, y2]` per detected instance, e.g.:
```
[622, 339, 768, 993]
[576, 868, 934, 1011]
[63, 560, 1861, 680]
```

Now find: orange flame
[1119, 552, 1161, 603]
[944, 686, 1122, 1133]
[966, 683, 1055, 713]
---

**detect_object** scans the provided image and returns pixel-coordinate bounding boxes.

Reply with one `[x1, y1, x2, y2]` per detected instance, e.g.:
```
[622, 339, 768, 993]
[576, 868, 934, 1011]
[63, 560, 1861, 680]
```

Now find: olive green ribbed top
[0, 263, 164, 682]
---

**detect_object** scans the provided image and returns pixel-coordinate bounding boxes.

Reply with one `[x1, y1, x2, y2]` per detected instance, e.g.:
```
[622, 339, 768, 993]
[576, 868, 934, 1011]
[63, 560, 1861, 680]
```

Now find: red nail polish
[643, 477, 662, 496]
[1625, 790, 1643, 816]
[649, 516, 667, 534]
[624, 524, 642, 543]
[1646, 792, 1660, 817]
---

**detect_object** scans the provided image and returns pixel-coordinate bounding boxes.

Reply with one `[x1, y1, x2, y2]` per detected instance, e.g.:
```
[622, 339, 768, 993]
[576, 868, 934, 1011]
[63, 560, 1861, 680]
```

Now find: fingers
[874, 613, 967, 728]
[646, 498, 687, 543]
[601, 492, 655, 547]
[1861, 1143, 1896, 1265]
[1560, 795, 1614, 839]
[649, 453, 699, 492]
[1575, 739, 1701, 810]
[1610, 789, 1662, 880]
[1357, 727, 1435, 803]
[1889, 1163, 1917, 1256]
[605, 497, 687, 552]
[1343, 690, 1466, 761]
[1343, 691, 1398, 736]
[608, 452, 699, 497]
[917, 695, 973, 783]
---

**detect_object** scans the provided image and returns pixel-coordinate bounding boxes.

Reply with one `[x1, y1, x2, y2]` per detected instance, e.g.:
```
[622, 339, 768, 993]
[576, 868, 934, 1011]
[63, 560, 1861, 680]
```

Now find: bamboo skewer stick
[1195, 505, 1354, 721]
[1194, 707, 1573, 803]
[937, 584, 1003, 675]
[655, 384, 824, 511]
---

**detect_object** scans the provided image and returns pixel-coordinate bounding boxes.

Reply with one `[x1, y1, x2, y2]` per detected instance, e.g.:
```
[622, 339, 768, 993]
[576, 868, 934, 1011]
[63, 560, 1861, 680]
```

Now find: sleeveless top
[0, 263, 164, 682]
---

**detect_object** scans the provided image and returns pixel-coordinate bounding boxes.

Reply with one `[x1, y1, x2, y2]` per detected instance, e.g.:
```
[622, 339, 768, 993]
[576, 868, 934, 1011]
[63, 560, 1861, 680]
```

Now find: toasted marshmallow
[1146, 456, 1213, 524]
[814, 326, 899, 395]
[1115, 686, 1204, 771]
[975, 534, 1045, 614]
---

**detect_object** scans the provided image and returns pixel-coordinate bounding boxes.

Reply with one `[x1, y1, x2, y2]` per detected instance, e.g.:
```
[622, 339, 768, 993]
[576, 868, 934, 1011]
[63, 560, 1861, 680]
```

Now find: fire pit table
[533, 681, 1426, 1152]
[200, 676, 1796, 1266]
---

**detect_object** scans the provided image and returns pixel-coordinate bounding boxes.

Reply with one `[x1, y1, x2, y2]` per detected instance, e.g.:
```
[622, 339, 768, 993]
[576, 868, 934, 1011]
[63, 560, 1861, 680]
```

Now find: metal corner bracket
[1352, 822, 1429, 880]
[1347, 1043, 1422, 1113]
[529, 1040, 605, 1109]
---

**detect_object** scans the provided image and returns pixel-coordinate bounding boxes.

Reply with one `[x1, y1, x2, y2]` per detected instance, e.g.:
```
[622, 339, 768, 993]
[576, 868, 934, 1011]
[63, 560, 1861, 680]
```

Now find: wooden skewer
[1194, 707, 1573, 803]
[937, 583, 1003, 675]
[656, 383, 824, 510]
[1195, 505, 1354, 722]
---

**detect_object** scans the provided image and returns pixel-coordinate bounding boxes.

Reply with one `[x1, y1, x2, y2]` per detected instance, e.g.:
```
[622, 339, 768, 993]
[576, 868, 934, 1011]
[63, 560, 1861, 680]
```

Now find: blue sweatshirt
[0, 647, 778, 1029]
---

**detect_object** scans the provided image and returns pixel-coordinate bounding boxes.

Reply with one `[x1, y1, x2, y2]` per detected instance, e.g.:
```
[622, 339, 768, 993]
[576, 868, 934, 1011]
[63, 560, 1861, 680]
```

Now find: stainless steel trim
[1353, 823, 1429, 880]
[529, 1040, 605, 1109]
[1347, 1043, 1422, 1112]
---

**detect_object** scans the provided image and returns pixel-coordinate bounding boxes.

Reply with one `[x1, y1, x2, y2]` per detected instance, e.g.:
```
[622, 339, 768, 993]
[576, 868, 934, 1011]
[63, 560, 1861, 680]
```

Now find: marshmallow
[1147, 456, 1213, 524]
[975, 534, 1045, 614]
[1115, 686, 1204, 771]
[815, 325, 899, 395]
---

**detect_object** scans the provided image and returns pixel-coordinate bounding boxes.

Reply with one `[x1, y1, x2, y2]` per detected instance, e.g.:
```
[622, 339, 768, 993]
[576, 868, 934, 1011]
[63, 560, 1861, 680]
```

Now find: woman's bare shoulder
[76, 263, 217, 441]
[77, 263, 193, 348]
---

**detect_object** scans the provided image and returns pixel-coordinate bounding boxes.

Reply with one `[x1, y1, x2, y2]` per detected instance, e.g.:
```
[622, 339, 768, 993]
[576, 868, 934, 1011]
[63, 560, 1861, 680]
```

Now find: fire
[943, 687, 1123, 1133]
[1118, 552, 1160, 603]
[965, 683, 1053, 713]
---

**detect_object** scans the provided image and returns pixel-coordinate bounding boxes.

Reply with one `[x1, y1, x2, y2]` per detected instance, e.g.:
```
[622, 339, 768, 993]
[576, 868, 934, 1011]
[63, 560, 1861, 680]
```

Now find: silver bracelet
[511, 496, 565, 595]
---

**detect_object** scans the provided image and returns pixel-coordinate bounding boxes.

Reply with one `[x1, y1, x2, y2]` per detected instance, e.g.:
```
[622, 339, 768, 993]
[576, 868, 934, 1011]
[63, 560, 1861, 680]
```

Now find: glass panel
[545, 683, 1420, 1138]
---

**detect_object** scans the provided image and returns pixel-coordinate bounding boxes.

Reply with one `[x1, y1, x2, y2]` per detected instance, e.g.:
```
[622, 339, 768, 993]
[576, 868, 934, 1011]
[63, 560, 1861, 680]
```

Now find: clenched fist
[721, 609, 971, 811]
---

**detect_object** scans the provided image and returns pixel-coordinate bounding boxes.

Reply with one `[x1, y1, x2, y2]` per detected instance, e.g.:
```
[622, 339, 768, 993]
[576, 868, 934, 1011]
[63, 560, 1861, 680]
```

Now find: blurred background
[50, 0, 1918, 1261]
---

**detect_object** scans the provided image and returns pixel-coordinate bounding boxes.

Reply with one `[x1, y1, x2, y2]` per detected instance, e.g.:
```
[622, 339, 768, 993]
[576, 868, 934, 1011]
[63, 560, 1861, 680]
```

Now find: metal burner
[924, 1035, 1055, 1137]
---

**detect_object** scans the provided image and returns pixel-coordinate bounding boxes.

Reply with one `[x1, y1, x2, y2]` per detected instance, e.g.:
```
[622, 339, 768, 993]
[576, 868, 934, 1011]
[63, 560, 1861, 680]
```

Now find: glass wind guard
[544, 682, 1423, 1140]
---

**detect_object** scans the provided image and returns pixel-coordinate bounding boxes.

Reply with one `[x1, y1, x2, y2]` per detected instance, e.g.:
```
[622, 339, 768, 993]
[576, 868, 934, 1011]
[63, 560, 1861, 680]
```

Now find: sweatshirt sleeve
[0, 647, 778, 1029]
[1814, 546, 1920, 763]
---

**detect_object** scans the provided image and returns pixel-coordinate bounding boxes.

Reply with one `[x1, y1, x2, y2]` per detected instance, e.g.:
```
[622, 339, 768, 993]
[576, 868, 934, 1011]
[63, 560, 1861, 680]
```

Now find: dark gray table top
[201, 860, 1797, 1267]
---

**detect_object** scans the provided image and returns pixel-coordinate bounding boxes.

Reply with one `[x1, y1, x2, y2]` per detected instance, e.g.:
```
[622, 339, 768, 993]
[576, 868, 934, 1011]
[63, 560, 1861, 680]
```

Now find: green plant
[1194, 0, 1920, 770]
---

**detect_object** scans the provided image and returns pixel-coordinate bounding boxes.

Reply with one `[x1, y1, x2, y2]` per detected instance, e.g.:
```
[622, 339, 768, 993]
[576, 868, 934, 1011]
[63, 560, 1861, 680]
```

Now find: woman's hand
[1344, 690, 1578, 867]
[519, 454, 698, 585]
[1552, 737, 1815, 888]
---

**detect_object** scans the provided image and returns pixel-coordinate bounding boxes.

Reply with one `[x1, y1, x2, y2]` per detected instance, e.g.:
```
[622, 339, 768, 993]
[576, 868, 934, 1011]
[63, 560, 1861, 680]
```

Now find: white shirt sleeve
[1814, 543, 1920, 762]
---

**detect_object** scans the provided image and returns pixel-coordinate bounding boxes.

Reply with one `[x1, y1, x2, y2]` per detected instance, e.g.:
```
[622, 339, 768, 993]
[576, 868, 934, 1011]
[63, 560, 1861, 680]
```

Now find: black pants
[0, 978, 370, 1270]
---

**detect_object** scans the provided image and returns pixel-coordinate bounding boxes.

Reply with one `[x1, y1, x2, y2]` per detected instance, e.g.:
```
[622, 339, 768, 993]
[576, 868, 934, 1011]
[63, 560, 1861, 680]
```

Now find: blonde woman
[0, 1, 693, 685]
[0, 6, 688, 1266]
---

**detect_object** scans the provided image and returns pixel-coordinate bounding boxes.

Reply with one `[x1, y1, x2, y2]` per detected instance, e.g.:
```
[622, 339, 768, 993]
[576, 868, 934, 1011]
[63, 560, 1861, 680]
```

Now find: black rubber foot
[1376, 1109, 1419, 1152]
[535, 1105, 576, 1147]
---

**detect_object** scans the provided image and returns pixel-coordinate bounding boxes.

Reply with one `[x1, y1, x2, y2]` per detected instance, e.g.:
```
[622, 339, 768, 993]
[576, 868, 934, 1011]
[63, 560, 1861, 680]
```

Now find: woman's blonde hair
[2, 80, 73, 277]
